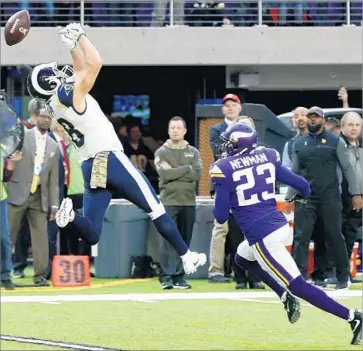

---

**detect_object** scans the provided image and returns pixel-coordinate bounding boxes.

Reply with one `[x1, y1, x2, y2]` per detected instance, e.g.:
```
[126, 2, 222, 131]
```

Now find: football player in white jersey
[26, 23, 206, 275]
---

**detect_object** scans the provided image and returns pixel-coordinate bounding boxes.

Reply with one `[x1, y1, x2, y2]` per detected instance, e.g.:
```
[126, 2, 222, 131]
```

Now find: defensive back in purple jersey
[210, 147, 310, 245]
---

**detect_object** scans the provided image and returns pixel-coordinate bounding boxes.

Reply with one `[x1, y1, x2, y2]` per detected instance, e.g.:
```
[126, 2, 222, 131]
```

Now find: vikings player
[26, 23, 206, 275]
[210, 122, 362, 345]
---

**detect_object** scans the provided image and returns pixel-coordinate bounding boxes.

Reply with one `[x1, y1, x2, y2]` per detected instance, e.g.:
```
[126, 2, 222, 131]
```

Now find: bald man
[340, 112, 363, 278]
[282, 107, 308, 169]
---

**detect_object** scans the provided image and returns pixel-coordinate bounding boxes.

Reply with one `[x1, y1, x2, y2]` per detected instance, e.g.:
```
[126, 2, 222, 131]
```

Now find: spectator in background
[286, 106, 362, 290]
[12, 99, 40, 279]
[282, 107, 308, 169]
[208, 93, 241, 283]
[0, 145, 16, 290]
[152, 0, 185, 26]
[65, 143, 89, 257]
[6, 109, 60, 286]
[340, 112, 362, 282]
[155, 116, 202, 289]
[124, 124, 156, 181]
[325, 117, 341, 136]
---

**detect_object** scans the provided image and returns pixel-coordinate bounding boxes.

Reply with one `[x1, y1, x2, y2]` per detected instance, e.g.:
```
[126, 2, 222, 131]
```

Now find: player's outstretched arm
[213, 183, 231, 224]
[276, 164, 311, 198]
[72, 35, 102, 113]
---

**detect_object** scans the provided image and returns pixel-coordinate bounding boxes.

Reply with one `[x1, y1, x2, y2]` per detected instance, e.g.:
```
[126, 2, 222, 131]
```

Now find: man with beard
[282, 107, 308, 169]
[285, 106, 363, 290]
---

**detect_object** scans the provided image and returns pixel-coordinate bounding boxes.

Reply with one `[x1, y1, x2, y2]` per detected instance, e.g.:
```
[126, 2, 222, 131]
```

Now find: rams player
[26, 23, 206, 275]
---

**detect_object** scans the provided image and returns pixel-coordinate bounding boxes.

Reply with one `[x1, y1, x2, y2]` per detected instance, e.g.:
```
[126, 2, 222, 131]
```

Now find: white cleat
[182, 251, 207, 275]
[56, 197, 75, 228]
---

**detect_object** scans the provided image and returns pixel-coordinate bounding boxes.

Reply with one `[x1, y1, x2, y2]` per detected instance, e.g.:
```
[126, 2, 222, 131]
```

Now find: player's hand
[65, 22, 86, 41]
[9, 151, 22, 162]
[58, 28, 77, 51]
[159, 162, 171, 170]
[49, 207, 58, 221]
[352, 195, 363, 212]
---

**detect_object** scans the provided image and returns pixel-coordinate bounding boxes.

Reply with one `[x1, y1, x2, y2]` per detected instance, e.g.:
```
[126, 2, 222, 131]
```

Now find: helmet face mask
[219, 122, 258, 158]
[27, 62, 74, 101]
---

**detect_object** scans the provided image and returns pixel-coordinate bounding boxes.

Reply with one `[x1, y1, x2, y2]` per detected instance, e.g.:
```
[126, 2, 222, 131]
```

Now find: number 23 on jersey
[233, 162, 276, 206]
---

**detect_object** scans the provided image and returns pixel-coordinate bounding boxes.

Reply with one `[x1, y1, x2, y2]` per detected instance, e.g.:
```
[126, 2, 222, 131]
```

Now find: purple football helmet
[219, 122, 258, 157]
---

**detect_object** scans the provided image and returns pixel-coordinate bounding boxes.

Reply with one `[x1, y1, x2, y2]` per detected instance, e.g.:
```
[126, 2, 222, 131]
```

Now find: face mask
[308, 123, 323, 134]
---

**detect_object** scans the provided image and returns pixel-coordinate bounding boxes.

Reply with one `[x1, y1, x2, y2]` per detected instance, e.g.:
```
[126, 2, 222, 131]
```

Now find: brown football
[4, 9, 31, 46]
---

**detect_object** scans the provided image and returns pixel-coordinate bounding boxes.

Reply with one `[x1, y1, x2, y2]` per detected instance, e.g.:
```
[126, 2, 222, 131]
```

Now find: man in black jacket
[286, 106, 363, 290]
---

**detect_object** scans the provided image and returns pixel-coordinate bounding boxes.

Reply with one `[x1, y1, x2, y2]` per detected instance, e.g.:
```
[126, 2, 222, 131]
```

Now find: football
[4, 9, 31, 46]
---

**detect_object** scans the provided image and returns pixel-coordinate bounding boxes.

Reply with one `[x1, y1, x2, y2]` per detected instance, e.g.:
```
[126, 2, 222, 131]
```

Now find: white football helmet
[27, 61, 74, 100]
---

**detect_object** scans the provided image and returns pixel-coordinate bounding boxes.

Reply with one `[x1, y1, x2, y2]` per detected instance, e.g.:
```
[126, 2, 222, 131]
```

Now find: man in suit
[7, 108, 59, 286]
[12, 99, 42, 279]
[208, 94, 242, 284]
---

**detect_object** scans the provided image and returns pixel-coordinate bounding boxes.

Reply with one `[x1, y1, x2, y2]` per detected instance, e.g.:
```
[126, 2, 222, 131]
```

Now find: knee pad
[148, 203, 165, 220]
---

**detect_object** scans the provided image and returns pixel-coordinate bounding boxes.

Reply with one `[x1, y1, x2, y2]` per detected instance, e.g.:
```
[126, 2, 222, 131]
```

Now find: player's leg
[235, 240, 300, 324]
[56, 158, 112, 245]
[252, 225, 362, 345]
[108, 151, 206, 273]
[235, 241, 286, 297]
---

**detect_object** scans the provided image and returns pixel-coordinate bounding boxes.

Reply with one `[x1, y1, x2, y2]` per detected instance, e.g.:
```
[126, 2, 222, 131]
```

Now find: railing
[0, 1, 362, 27]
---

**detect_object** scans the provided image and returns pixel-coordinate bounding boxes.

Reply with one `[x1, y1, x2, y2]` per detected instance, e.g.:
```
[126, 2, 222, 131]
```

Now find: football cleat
[56, 197, 75, 228]
[182, 251, 207, 275]
[282, 291, 301, 324]
[349, 310, 362, 345]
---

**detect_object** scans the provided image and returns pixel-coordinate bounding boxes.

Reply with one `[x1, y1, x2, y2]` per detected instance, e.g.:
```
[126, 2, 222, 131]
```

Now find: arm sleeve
[285, 144, 302, 199]
[179, 149, 202, 182]
[155, 150, 191, 181]
[276, 163, 311, 198]
[213, 182, 231, 224]
[336, 138, 361, 196]
[281, 142, 292, 169]
[210, 163, 230, 223]
[57, 83, 75, 108]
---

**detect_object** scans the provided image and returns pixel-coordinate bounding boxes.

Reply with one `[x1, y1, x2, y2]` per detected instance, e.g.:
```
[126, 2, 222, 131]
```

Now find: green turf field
[1, 274, 362, 350]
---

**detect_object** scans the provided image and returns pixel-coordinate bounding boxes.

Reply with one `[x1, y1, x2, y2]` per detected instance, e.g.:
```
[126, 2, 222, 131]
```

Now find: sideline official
[155, 116, 202, 290]
[286, 107, 363, 290]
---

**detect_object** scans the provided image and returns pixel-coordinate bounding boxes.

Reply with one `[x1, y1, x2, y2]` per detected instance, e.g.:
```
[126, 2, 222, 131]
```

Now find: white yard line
[0, 335, 120, 351]
[1, 290, 361, 303]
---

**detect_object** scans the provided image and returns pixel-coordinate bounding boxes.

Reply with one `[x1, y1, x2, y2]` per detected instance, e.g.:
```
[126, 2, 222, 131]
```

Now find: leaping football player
[26, 23, 206, 275]
[210, 122, 362, 345]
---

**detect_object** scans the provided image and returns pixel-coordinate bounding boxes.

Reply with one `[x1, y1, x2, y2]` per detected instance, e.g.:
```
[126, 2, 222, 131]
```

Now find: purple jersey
[210, 147, 310, 245]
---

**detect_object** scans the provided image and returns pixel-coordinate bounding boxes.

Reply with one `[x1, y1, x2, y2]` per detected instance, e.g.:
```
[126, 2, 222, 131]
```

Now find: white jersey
[46, 83, 123, 160]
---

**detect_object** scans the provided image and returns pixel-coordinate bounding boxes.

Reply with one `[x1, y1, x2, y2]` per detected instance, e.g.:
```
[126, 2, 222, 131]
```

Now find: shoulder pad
[57, 83, 74, 108]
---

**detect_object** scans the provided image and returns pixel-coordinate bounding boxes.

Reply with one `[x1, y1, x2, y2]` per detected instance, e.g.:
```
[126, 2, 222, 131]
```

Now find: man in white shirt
[208, 94, 241, 283]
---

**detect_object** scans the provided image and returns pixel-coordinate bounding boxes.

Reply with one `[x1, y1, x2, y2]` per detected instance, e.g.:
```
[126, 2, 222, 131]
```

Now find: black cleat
[283, 292, 301, 324]
[349, 310, 362, 345]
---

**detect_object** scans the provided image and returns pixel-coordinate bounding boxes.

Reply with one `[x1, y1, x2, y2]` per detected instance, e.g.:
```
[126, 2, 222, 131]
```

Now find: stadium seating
[0, 1, 362, 27]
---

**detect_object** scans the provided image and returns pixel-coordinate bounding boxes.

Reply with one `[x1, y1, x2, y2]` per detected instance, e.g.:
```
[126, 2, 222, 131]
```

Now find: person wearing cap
[208, 93, 242, 284]
[208, 94, 264, 288]
[325, 117, 341, 136]
[285, 106, 363, 290]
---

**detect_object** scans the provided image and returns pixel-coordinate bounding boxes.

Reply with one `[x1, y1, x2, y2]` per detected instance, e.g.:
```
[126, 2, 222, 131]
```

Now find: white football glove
[58, 28, 77, 51]
[64, 22, 86, 41]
